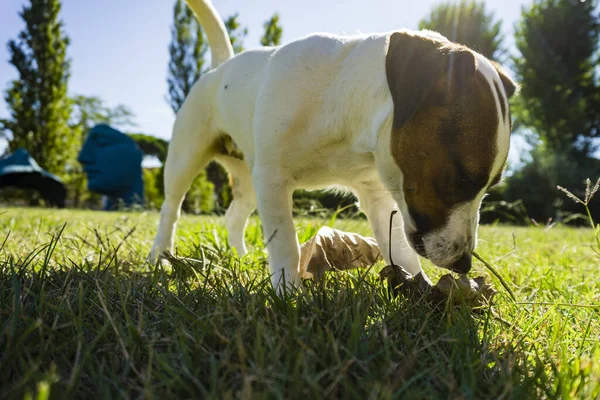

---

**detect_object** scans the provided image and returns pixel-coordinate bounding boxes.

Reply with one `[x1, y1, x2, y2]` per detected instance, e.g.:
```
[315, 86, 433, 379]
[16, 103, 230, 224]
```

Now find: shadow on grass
[1, 243, 555, 400]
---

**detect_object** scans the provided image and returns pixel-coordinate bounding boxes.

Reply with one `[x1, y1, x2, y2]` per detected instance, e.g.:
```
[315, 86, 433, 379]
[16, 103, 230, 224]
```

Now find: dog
[150, 0, 517, 292]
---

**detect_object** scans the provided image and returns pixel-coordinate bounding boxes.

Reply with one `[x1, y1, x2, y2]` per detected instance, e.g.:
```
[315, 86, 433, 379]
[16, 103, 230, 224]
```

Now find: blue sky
[1, 0, 532, 157]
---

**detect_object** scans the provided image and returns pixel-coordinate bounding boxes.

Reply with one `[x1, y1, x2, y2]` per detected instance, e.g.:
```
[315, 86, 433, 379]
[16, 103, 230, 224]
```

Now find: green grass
[1, 207, 599, 399]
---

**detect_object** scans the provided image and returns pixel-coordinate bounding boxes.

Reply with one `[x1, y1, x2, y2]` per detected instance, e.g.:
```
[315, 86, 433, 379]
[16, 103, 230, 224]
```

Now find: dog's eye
[453, 161, 478, 191]
[457, 174, 474, 190]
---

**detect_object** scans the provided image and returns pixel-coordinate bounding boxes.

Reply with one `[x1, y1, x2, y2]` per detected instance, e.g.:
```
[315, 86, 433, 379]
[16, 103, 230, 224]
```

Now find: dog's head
[385, 31, 517, 273]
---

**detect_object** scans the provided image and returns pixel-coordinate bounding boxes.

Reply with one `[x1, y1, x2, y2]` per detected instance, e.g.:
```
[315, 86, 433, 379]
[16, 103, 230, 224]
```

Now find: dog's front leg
[355, 183, 424, 277]
[253, 170, 301, 293]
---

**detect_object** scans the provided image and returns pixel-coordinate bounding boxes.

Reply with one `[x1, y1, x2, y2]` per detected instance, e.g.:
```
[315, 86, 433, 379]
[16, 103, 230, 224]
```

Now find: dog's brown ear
[490, 60, 518, 98]
[386, 32, 477, 129]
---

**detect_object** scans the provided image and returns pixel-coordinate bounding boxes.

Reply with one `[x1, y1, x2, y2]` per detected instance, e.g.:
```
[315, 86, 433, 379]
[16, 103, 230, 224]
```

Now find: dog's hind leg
[149, 138, 215, 262]
[215, 155, 256, 256]
[149, 83, 219, 262]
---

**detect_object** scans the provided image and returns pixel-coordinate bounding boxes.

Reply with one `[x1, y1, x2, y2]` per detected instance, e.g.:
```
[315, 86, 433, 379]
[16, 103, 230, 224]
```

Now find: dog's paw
[147, 247, 160, 265]
[148, 234, 175, 262]
[147, 252, 173, 270]
[147, 243, 171, 266]
[271, 270, 302, 297]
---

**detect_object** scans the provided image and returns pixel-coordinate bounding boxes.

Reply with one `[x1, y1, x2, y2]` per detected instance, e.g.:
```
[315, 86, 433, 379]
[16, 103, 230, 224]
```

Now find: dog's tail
[185, 0, 234, 68]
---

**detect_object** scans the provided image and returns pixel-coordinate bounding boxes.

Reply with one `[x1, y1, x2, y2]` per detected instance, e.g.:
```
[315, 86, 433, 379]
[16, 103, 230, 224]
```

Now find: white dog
[150, 0, 517, 292]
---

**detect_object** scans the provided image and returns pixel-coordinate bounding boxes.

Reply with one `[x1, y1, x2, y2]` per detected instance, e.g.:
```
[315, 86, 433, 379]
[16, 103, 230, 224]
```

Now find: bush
[142, 168, 164, 210]
[484, 147, 600, 224]
[0, 187, 43, 207]
[142, 166, 215, 214]
[292, 189, 359, 218]
[183, 169, 215, 214]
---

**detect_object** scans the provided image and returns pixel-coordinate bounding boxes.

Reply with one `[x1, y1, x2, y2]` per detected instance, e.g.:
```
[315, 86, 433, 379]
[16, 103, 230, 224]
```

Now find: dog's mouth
[407, 232, 474, 274]
[444, 253, 473, 274]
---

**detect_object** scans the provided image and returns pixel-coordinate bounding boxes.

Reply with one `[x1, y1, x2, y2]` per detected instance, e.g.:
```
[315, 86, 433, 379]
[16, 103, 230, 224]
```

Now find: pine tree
[419, 0, 504, 61]
[224, 13, 248, 53]
[261, 13, 283, 47]
[513, 0, 600, 155]
[1, 0, 73, 175]
[166, 0, 207, 114]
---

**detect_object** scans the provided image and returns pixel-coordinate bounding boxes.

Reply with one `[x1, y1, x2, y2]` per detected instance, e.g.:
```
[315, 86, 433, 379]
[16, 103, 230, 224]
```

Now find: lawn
[1, 207, 599, 399]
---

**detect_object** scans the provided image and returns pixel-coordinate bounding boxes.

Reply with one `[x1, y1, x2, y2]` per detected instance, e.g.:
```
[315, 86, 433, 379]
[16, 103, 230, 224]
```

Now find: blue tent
[0, 148, 66, 207]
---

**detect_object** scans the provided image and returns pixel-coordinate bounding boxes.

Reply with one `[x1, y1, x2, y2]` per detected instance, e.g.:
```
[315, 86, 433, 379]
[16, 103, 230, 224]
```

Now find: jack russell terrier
[150, 0, 517, 292]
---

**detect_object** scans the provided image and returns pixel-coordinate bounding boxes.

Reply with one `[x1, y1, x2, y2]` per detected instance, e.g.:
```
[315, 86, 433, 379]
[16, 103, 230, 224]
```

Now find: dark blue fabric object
[78, 124, 144, 210]
[0, 148, 66, 207]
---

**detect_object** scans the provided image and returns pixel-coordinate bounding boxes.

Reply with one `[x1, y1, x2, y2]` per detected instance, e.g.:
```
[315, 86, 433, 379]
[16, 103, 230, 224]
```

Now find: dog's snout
[449, 253, 472, 274]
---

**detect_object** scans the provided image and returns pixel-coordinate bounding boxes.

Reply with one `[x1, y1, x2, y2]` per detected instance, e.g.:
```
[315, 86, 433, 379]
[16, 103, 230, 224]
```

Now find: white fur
[150, 0, 507, 291]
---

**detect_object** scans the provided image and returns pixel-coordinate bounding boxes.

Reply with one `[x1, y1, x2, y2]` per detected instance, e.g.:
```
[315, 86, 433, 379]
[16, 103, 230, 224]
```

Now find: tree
[512, 0, 600, 156]
[129, 133, 169, 163]
[166, 0, 207, 114]
[1, 0, 73, 175]
[71, 95, 136, 135]
[225, 13, 248, 53]
[419, 1, 504, 61]
[261, 13, 283, 47]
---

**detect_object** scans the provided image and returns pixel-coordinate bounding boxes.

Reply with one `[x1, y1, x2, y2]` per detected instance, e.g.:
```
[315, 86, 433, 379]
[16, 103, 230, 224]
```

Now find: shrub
[488, 147, 600, 224]
[183, 169, 215, 214]
[142, 168, 164, 210]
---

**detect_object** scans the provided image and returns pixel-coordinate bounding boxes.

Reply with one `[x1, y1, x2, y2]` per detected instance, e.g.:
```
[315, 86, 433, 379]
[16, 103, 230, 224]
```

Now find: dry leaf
[299, 226, 382, 280]
[380, 265, 497, 307]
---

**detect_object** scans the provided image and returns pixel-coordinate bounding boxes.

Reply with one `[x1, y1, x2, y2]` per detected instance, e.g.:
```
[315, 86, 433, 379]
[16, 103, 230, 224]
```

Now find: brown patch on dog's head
[385, 32, 506, 263]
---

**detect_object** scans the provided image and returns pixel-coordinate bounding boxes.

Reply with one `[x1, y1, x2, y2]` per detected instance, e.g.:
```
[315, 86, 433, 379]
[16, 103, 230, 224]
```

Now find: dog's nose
[450, 253, 472, 274]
